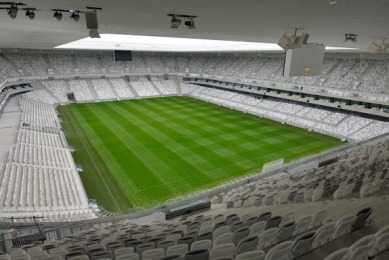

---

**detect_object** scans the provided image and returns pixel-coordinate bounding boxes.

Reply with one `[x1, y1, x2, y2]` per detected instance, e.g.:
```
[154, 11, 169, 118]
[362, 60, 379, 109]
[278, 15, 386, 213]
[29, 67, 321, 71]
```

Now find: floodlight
[185, 17, 195, 29]
[8, 6, 17, 19]
[344, 34, 358, 42]
[25, 9, 34, 19]
[71, 12, 80, 22]
[171, 15, 181, 29]
[54, 11, 62, 21]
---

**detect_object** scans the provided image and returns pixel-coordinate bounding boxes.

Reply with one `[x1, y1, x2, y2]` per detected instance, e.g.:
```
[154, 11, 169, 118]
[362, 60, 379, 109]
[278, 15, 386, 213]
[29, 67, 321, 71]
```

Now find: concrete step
[126, 79, 140, 98]
[85, 80, 99, 101]
[147, 77, 163, 96]
[30, 81, 61, 104]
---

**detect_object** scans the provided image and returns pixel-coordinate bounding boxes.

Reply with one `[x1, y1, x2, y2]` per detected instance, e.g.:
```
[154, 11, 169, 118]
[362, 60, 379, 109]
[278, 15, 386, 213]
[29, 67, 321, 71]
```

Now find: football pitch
[58, 97, 343, 213]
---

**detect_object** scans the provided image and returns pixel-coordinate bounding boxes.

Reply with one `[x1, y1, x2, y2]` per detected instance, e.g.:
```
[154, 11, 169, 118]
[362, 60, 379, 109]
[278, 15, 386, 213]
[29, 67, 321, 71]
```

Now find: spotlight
[71, 12, 80, 22]
[344, 34, 358, 43]
[170, 15, 181, 29]
[8, 6, 18, 19]
[25, 9, 34, 20]
[277, 30, 309, 50]
[53, 11, 62, 21]
[184, 17, 195, 29]
[0, 2, 26, 19]
[168, 14, 197, 29]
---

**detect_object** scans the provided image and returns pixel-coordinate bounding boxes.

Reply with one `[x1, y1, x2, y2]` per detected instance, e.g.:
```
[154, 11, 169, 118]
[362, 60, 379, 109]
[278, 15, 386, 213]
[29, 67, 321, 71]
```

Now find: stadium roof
[0, 0, 388, 52]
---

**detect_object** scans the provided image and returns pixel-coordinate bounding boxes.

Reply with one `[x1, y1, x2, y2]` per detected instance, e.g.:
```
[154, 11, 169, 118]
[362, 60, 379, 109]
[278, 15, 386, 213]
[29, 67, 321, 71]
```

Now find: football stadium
[0, 1, 389, 259]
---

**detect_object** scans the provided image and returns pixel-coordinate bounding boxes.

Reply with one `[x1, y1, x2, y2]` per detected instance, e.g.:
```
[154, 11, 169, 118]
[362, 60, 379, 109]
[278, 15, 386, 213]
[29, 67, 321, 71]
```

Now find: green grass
[58, 97, 343, 213]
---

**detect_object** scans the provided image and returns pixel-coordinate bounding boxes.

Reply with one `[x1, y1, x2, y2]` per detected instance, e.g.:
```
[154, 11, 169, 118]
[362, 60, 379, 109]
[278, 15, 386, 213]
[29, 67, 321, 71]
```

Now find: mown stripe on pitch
[120, 100, 246, 176]
[65, 97, 343, 208]
[68, 106, 133, 211]
[92, 103, 199, 204]
[135, 100, 263, 162]
[73, 106, 154, 207]
[106, 101, 220, 183]
[76, 104, 173, 208]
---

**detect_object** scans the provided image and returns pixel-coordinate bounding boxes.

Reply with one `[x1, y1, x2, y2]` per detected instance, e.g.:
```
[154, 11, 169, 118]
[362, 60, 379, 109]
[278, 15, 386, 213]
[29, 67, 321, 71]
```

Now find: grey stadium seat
[90, 251, 112, 260]
[236, 236, 259, 255]
[184, 249, 209, 260]
[233, 226, 250, 245]
[142, 248, 165, 260]
[265, 216, 282, 230]
[236, 250, 265, 260]
[291, 231, 315, 258]
[210, 243, 235, 260]
[352, 207, 372, 231]
[276, 221, 296, 242]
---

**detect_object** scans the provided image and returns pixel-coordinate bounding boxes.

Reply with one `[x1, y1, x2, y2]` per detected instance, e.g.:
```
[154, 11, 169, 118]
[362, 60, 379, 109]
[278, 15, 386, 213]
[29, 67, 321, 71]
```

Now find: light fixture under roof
[170, 14, 181, 29]
[70, 11, 80, 22]
[25, 9, 34, 19]
[53, 10, 62, 21]
[0, 2, 26, 19]
[23, 8, 39, 20]
[344, 33, 358, 42]
[168, 14, 197, 29]
[185, 17, 195, 29]
[277, 29, 310, 50]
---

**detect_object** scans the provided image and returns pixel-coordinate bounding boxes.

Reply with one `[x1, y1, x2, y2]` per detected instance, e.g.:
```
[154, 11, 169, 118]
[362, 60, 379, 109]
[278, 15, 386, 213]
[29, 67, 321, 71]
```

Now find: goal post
[263, 158, 284, 172]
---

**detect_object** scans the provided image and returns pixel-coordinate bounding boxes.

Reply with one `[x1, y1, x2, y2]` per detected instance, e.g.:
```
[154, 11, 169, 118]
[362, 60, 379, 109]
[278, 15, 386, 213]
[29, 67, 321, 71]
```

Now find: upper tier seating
[75, 54, 101, 74]
[101, 54, 125, 74]
[4, 53, 41, 76]
[48, 54, 74, 75]
[0, 53, 387, 95]
[144, 56, 166, 73]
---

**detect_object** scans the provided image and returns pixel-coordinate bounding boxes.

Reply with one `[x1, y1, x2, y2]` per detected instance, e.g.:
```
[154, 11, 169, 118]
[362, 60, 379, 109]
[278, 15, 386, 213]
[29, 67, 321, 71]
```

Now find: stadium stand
[109, 78, 135, 99]
[48, 54, 74, 75]
[91, 79, 117, 101]
[22, 89, 58, 105]
[151, 78, 178, 95]
[41, 80, 69, 104]
[186, 84, 389, 141]
[75, 54, 102, 74]
[68, 80, 95, 102]
[1, 155, 388, 258]
[130, 77, 160, 97]
[100, 54, 125, 74]
[0, 53, 387, 95]
[1, 0, 389, 258]
[0, 98, 95, 223]
[0, 52, 388, 259]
